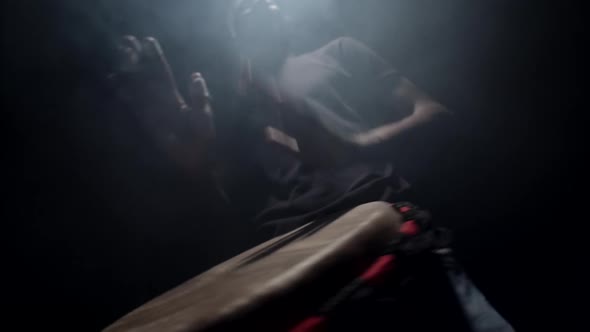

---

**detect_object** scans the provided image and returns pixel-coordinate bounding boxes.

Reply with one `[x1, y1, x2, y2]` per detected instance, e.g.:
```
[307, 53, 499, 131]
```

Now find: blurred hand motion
[113, 35, 215, 177]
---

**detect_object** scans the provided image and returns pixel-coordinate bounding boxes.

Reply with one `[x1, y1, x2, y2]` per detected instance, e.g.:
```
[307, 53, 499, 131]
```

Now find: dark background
[6, 0, 580, 330]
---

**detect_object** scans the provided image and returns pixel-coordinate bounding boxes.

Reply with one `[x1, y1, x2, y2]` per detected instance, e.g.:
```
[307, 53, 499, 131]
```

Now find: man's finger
[117, 35, 143, 72]
[142, 37, 188, 111]
[188, 72, 211, 111]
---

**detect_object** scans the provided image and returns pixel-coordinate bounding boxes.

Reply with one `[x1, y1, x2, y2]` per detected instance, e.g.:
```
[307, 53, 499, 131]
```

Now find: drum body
[104, 202, 402, 332]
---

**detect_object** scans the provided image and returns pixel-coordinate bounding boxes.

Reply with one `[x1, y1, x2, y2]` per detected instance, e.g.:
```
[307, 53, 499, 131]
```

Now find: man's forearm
[355, 102, 448, 146]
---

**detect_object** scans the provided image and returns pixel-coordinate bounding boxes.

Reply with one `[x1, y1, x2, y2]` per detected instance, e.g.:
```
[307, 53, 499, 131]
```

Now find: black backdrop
[6, 0, 581, 330]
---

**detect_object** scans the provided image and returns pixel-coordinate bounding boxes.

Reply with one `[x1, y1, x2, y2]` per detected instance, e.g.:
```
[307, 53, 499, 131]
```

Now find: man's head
[229, 0, 288, 70]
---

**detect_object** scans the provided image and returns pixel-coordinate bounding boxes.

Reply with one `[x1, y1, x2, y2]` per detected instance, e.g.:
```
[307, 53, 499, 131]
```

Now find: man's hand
[113, 36, 215, 177]
[350, 130, 384, 147]
[350, 77, 449, 148]
[264, 126, 300, 154]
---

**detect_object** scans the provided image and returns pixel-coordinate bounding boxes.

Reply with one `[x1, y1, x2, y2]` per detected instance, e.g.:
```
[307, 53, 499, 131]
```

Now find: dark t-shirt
[227, 37, 410, 235]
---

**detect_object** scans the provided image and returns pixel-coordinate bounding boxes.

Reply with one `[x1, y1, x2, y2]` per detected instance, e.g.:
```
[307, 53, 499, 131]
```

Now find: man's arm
[353, 77, 450, 146]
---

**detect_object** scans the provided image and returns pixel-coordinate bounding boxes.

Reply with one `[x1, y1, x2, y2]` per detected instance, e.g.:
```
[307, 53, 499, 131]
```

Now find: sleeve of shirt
[330, 37, 400, 83]
[319, 37, 405, 127]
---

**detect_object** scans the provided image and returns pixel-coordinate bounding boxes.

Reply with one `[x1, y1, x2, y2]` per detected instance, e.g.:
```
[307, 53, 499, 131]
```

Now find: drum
[103, 202, 402, 332]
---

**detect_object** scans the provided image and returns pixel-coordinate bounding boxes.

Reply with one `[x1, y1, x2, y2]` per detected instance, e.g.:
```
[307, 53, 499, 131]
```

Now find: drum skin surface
[104, 202, 402, 332]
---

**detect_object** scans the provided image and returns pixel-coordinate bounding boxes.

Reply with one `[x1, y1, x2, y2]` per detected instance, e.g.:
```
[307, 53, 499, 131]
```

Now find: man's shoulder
[287, 37, 366, 67]
[279, 37, 376, 90]
[311, 37, 366, 57]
